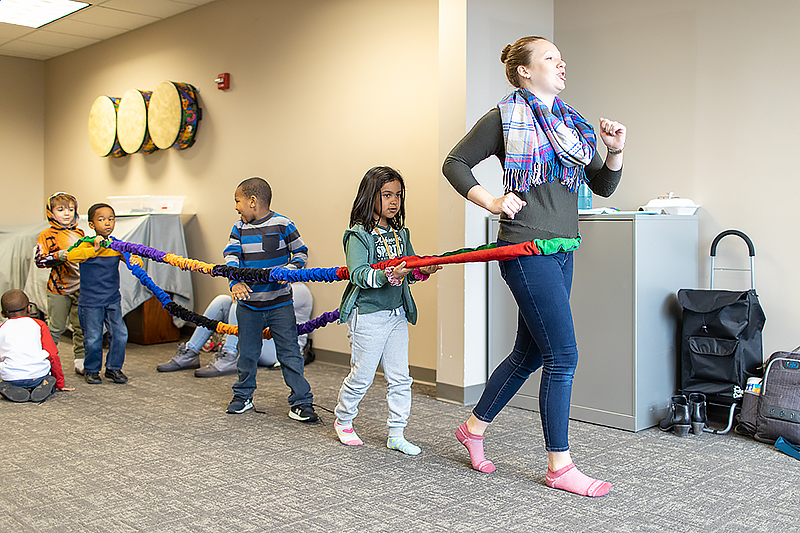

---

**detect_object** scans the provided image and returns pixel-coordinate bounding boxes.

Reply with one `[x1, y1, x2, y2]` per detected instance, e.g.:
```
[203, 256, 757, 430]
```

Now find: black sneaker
[84, 372, 102, 385]
[104, 369, 128, 384]
[226, 397, 253, 414]
[289, 404, 319, 423]
[0, 382, 30, 402]
[29, 376, 56, 403]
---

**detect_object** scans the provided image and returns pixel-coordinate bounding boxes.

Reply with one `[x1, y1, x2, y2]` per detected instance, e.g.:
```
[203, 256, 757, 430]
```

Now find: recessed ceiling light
[0, 0, 89, 29]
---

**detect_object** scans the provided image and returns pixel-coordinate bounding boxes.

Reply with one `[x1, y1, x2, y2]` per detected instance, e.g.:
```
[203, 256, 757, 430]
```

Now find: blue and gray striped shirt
[223, 211, 308, 311]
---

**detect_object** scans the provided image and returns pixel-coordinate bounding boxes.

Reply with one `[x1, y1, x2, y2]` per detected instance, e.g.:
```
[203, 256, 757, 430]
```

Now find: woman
[442, 36, 626, 497]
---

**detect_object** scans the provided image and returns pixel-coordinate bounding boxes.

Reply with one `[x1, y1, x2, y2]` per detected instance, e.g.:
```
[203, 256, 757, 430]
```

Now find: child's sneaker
[226, 397, 253, 414]
[29, 376, 56, 403]
[289, 404, 319, 423]
[0, 382, 30, 402]
[74, 358, 85, 375]
[195, 350, 238, 377]
[157, 343, 200, 372]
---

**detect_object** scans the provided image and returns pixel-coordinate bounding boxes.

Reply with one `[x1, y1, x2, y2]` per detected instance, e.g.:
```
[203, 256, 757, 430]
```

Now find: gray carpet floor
[2, 336, 796, 533]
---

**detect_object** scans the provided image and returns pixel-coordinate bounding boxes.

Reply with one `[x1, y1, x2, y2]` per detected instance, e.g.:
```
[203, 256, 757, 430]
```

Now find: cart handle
[709, 230, 755, 290]
[710, 230, 755, 257]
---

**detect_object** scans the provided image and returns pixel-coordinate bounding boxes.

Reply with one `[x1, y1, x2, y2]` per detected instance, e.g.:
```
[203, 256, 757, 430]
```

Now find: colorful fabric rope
[104, 235, 564, 338]
[120, 251, 340, 339]
[105, 238, 558, 285]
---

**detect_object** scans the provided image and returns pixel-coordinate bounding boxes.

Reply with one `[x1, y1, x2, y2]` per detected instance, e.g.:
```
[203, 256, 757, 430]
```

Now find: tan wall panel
[43, 0, 440, 369]
[1, 56, 44, 225]
[555, 0, 800, 356]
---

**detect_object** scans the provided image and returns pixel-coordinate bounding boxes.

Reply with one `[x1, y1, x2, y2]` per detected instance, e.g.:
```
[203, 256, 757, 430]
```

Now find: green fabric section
[438, 242, 498, 258]
[67, 236, 96, 251]
[533, 236, 581, 255]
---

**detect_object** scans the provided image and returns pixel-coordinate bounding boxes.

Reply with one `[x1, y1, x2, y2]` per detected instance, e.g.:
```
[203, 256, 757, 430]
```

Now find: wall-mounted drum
[88, 95, 127, 158]
[148, 81, 200, 150]
[117, 89, 158, 154]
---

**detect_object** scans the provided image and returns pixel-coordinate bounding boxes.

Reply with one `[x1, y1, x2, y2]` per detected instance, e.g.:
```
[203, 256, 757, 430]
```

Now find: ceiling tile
[0, 39, 72, 57]
[0, 23, 35, 45]
[0, 0, 218, 60]
[21, 30, 100, 48]
[0, 47, 50, 60]
[100, 0, 194, 19]
[68, 5, 159, 30]
[171, 0, 217, 5]
[42, 18, 128, 40]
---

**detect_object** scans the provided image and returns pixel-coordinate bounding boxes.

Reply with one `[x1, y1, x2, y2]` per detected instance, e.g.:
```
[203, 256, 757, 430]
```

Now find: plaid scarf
[498, 88, 596, 193]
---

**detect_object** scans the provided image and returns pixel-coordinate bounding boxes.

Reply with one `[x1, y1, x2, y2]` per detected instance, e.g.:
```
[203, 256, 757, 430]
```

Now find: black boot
[688, 392, 707, 434]
[659, 395, 691, 437]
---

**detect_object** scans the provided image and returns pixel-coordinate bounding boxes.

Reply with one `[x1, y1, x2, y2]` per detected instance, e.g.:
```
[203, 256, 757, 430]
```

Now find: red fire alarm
[215, 73, 230, 90]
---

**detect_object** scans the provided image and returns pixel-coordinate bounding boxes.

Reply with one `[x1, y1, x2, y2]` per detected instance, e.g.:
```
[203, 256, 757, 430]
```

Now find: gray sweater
[442, 107, 622, 244]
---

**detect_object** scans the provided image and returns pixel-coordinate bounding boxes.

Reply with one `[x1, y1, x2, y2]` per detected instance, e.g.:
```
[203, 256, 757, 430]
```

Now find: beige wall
[1, 55, 44, 225]
[42, 0, 440, 370]
[555, 0, 800, 356]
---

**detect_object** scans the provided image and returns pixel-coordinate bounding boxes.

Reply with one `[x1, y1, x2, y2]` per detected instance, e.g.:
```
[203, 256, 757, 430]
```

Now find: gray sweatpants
[334, 307, 412, 437]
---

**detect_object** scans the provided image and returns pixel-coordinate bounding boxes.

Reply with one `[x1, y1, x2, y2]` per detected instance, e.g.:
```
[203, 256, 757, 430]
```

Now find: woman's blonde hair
[501, 36, 547, 88]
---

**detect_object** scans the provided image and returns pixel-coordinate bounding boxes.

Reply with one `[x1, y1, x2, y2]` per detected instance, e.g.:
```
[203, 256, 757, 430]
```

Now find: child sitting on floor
[0, 289, 73, 403]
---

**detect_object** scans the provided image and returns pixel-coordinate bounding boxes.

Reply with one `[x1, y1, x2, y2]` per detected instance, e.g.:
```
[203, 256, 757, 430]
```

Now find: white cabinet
[488, 214, 698, 431]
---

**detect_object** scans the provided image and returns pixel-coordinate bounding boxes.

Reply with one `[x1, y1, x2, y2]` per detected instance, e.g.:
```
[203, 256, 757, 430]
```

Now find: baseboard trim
[314, 348, 437, 385]
[435, 382, 485, 406]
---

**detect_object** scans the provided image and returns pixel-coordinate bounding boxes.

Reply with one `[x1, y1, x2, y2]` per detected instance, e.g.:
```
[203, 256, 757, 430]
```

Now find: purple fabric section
[297, 309, 340, 335]
[109, 240, 167, 262]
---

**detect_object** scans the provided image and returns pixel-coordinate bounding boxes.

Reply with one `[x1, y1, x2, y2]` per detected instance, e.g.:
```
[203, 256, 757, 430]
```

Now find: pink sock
[546, 463, 611, 497]
[456, 422, 496, 473]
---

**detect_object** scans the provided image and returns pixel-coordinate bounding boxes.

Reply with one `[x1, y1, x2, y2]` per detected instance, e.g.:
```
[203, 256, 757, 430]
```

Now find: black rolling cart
[677, 230, 766, 434]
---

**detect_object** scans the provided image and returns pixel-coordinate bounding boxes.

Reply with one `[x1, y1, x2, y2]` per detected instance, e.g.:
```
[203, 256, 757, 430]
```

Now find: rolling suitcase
[677, 230, 766, 433]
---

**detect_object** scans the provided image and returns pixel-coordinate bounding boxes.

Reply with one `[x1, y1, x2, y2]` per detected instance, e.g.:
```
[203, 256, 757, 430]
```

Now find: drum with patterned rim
[117, 88, 158, 154]
[148, 81, 200, 150]
[88, 95, 127, 158]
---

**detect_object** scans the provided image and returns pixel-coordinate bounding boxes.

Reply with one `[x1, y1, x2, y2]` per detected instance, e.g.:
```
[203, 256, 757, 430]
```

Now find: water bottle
[578, 182, 592, 210]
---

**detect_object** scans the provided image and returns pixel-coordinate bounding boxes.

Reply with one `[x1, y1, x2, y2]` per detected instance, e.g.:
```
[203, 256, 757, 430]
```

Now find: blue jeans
[5, 375, 46, 389]
[78, 302, 128, 374]
[474, 243, 578, 452]
[233, 302, 313, 406]
[187, 289, 313, 366]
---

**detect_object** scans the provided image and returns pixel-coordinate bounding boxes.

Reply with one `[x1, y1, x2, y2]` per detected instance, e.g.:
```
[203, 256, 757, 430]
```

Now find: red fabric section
[36, 318, 65, 389]
[371, 240, 540, 270]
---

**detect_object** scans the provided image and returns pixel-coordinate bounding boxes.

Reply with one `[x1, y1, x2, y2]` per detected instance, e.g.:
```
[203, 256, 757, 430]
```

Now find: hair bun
[500, 44, 512, 63]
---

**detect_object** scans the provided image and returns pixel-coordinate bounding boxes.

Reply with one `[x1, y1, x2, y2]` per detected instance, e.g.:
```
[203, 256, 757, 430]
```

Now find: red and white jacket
[0, 316, 65, 389]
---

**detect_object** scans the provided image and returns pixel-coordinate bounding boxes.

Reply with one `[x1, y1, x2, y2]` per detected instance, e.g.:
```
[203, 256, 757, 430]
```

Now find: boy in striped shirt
[224, 177, 317, 422]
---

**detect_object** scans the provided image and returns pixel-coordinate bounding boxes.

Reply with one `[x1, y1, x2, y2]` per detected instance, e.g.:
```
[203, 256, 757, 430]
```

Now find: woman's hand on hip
[467, 185, 526, 219]
[489, 192, 526, 219]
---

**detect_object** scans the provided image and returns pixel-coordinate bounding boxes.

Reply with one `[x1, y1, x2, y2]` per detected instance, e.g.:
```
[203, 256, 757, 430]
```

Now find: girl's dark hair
[501, 36, 546, 88]
[87, 202, 114, 223]
[349, 166, 405, 233]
